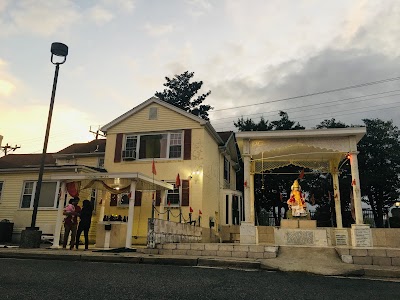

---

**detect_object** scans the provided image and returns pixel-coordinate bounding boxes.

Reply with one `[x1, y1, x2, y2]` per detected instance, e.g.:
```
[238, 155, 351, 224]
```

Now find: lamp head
[51, 42, 68, 64]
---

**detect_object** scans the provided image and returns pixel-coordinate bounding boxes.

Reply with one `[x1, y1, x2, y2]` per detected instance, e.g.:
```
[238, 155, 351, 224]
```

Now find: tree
[315, 118, 348, 129]
[358, 119, 400, 227]
[155, 71, 213, 120]
[270, 111, 305, 130]
[234, 111, 304, 131]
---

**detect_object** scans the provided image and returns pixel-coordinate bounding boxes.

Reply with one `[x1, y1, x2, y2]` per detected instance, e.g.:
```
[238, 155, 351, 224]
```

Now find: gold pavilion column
[240, 138, 258, 244]
[349, 150, 373, 247]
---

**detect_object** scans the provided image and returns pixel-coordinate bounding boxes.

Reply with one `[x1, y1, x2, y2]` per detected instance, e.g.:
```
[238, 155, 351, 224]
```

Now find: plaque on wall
[286, 230, 314, 245]
[334, 231, 348, 246]
[351, 225, 372, 247]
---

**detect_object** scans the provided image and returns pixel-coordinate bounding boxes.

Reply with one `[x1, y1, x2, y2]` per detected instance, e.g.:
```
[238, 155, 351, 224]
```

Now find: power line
[211, 90, 400, 126]
[210, 76, 400, 113]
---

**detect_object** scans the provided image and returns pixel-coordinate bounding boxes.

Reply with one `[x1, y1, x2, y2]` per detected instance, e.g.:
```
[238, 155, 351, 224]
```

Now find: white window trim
[19, 180, 60, 209]
[123, 131, 183, 161]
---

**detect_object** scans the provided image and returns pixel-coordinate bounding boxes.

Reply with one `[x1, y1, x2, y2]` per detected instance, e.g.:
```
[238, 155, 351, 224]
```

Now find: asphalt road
[0, 258, 398, 300]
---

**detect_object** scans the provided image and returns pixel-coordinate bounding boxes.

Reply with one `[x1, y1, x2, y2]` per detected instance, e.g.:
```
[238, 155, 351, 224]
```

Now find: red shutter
[114, 133, 123, 162]
[181, 179, 189, 206]
[155, 190, 161, 206]
[110, 194, 117, 206]
[184, 129, 191, 160]
[134, 191, 142, 206]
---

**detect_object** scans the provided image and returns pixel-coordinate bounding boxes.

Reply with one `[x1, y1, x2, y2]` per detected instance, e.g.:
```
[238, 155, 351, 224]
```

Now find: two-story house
[0, 97, 242, 246]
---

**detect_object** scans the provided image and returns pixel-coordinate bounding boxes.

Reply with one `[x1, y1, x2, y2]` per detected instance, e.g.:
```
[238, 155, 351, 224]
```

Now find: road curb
[198, 258, 261, 270]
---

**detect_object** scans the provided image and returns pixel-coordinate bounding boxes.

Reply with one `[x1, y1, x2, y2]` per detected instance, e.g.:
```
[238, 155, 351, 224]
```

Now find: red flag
[152, 159, 157, 175]
[189, 206, 193, 213]
[199, 209, 202, 215]
[298, 169, 305, 179]
[168, 200, 171, 206]
[175, 173, 181, 188]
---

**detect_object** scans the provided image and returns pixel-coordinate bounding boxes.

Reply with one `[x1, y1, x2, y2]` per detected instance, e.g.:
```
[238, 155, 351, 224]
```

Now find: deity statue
[287, 179, 307, 217]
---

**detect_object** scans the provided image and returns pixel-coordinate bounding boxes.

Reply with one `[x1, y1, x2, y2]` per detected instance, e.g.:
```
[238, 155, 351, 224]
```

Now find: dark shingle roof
[57, 139, 106, 155]
[0, 154, 56, 169]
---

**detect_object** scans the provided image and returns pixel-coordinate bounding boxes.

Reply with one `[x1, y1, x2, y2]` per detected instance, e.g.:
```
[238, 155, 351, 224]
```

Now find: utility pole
[1, 143, 21, 155]
[89, 126, 106, 140]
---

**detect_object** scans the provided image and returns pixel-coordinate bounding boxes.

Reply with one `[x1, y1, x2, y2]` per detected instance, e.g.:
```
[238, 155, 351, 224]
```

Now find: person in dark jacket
[75, 200, 93, 250]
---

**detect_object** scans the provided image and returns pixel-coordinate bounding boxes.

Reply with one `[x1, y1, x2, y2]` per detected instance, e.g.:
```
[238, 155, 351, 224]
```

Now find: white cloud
[5, 0, 81, 37]
[0, 58, 18, 98]
[0, 102, 96, 153]
[144, 22, 175, 36]
[102, 0, 136, 13]
[185, 0, 212, 17]
[88, 5, 114, 25]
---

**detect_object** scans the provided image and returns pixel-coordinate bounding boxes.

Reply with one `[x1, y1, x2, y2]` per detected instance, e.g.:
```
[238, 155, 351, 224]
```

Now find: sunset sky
[1, 0, 400, 155]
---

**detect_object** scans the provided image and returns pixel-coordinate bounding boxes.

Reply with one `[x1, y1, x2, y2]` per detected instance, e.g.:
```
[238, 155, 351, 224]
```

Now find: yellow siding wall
[202, 129, 222, 230]
[107, 103, 201, 135]
[0, 170, 94, 237]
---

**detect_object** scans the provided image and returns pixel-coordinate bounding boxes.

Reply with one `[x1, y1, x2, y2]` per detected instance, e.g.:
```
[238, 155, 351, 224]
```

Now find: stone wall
[337, 247, 400, 266]
[138, 243, 278, 259]
[149, 219, 202, 245]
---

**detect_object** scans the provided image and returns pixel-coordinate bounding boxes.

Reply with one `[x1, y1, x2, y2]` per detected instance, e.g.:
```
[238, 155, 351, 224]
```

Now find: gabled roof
[101, 96, 208, 132]
[100, 96, 224, 145]
[0, 154, 56, 169]
[217, 131, 240, 163]
[55, 139, 106, 157]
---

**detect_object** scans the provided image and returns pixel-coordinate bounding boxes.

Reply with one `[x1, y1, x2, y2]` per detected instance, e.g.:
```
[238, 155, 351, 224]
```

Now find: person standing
[75, 199, 93, 250]
[62, 197, 81, 249]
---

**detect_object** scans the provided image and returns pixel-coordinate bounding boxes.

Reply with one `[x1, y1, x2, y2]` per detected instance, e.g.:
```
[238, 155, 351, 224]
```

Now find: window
[149, 107, 158, 120]
[20, 181, 59, 208]
[119, 193, 130, 206]
[224, 157, 230, 182]
[123, 131, 182, 161]
[123, 136, 138, 160]
[166, 182, 180, 206]
[0, 181, 3, 202]
[98, 158, 105, 168]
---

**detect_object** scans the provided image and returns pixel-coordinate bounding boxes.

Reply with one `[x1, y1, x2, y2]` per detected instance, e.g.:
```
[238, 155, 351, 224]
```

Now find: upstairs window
[224, 157, 230, 183]
[123, 131, 182, 161]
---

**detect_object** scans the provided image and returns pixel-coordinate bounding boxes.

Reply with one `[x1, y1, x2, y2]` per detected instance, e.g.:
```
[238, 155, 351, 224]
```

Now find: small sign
[335, 231, 348, 246]
[353, 226, 372, 247]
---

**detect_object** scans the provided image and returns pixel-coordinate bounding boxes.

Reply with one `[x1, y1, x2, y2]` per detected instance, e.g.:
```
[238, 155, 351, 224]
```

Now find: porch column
[98, 190, 107, 222]
[350, 152, 364, 224]
[160, 190, 166, 220]
[51, 181, 66, 249]
[332, 171, 343, 228]
[125, 181, 137, 248]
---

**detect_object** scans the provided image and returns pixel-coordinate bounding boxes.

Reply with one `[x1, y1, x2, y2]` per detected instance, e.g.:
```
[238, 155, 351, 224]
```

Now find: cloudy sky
[1, 0, 400, 154]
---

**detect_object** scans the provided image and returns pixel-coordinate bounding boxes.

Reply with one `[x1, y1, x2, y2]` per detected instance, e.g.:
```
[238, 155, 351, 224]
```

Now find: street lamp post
[20, 42, 68, 248]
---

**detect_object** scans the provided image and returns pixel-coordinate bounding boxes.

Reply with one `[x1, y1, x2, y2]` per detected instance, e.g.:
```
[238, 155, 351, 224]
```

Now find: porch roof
[50, 172, 173, 191]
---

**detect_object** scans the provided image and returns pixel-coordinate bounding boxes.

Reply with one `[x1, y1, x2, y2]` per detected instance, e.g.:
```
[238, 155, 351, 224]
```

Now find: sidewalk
[0, 244, 399, 279]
